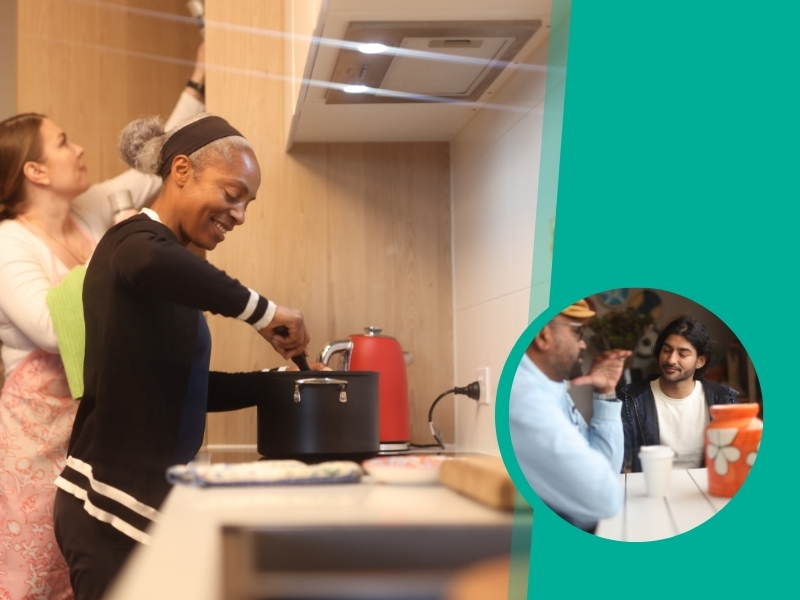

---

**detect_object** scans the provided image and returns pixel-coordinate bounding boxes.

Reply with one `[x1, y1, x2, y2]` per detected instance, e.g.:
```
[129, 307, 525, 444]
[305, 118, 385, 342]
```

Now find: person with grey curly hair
[118, 111, 252, 179]
[52, 112, 316, 600]
[0, 44, 207, 600]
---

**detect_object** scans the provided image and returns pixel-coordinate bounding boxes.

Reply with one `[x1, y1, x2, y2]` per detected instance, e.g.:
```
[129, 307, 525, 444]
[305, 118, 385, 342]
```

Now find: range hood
[324, 20, 539, 105]
[284, 0, 552, 148]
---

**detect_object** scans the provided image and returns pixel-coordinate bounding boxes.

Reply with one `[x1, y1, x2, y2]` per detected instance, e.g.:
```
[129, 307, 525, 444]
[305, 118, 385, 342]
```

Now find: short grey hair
[118, 112, 251, 178]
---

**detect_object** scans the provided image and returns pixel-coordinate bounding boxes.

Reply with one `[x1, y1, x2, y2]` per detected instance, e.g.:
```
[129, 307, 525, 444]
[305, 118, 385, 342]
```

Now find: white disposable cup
[639, 445, 675, 497]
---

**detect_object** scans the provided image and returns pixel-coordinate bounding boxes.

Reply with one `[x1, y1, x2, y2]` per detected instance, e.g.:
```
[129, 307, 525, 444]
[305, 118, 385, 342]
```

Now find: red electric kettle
[319, 326, 411, 452]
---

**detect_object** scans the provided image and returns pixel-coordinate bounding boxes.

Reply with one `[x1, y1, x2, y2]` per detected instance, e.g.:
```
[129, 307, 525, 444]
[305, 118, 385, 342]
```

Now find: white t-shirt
[652, 379, 709, 469]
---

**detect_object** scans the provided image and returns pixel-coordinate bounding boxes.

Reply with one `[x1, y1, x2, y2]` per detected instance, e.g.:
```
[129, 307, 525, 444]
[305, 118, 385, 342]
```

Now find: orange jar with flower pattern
[705, 403, 762, 497]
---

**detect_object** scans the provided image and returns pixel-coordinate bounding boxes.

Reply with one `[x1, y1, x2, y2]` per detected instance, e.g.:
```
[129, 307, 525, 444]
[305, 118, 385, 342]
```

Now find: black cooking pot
[256, 370, 380, 463]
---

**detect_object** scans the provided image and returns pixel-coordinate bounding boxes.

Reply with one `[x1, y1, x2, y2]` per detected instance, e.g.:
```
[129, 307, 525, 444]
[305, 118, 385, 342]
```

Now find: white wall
[450, 39, 550, 454]
[0, 0, 16, 120]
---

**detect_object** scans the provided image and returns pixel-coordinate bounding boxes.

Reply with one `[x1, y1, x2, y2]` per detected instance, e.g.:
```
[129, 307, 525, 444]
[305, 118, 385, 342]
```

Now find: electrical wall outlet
[476, 367, 491, 405]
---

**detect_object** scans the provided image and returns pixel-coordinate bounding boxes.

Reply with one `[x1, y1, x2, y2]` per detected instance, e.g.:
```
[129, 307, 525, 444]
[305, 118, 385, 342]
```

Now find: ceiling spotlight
[343, 85, 370, 94]
[357, 43, 388, 54]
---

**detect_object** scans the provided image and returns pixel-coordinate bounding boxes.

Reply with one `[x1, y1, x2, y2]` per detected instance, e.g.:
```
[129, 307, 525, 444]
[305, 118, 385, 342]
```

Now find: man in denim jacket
[619, 317, 737, 473]
[510, 300, 631, 532]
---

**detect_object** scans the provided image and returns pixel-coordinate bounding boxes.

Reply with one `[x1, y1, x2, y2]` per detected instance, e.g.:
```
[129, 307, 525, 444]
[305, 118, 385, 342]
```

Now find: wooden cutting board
[439, 456, 517, 511]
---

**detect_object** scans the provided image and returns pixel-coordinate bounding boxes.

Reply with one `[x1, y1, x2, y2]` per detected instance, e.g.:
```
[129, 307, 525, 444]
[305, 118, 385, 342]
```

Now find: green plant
[587, 308, 654, 352]
[709, 347, 728, 367]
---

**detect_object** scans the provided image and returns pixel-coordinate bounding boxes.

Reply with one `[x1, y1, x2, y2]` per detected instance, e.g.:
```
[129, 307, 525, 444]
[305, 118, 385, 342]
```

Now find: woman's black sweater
[55, 214, 272, 544]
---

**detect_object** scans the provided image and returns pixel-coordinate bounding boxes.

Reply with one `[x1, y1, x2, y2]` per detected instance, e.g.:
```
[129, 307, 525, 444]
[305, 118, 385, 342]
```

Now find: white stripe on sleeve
[236, 288, 260, 322]
[252, 301, 276, 331]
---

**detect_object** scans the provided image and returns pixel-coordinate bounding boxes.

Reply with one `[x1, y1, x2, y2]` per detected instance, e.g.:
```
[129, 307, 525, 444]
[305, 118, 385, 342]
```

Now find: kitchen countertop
[106, 447, 513, 600]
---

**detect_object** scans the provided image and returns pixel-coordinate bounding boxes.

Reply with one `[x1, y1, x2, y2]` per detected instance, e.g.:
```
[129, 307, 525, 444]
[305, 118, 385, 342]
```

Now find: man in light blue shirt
[510, 300, 631, 532]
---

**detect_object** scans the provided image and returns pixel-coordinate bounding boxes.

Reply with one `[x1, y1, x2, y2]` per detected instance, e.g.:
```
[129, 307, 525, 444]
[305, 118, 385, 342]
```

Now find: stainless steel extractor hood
[325, 20, 540, 105]
[284, 0, 552, 148]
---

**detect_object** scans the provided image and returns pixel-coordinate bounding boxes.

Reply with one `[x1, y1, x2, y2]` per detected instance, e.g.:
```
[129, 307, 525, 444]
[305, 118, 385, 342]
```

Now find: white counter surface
[106, 473, 513, 600]
[595, 468, 731, 542]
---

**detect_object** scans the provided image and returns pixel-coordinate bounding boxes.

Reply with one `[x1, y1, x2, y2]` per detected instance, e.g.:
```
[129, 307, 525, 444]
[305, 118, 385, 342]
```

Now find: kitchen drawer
[222, 523, 512, 600]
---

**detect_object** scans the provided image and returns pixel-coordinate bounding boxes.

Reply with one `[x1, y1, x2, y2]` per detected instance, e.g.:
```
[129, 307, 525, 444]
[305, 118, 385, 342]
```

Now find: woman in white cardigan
[0, 46, 206, 600]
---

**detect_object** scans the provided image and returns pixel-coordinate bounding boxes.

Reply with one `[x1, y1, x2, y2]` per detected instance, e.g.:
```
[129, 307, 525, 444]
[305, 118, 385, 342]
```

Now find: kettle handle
[318, 340, 353, 369]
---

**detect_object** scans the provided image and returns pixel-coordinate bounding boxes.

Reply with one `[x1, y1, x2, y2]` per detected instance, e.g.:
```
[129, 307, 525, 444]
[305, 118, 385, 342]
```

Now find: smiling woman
[118, 113, 260, 250]
[51, 112, 317, 600]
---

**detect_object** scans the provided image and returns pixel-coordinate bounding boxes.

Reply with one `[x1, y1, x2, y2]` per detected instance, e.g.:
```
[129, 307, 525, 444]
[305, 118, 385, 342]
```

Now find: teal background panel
[500, 0, 798, 598]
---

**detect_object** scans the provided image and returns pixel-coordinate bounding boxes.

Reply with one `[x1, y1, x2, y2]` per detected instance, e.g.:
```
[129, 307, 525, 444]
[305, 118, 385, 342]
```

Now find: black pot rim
[259, 370, 379, 378]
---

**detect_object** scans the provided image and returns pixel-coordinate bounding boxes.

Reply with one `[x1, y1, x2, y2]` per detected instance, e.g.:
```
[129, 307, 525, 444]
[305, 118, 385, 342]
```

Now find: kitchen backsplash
[451, 39, 549, 454]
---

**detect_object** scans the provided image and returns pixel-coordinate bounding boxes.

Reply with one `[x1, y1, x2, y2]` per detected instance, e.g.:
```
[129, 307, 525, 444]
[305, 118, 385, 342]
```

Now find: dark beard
[567, 352, 585, 380]
[660, 363, 694, 383]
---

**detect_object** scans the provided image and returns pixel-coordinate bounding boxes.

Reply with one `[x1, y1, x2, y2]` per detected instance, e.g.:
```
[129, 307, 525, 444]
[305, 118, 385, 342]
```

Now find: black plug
[454, 381, 481, 401]
[423, 382, 481, 450]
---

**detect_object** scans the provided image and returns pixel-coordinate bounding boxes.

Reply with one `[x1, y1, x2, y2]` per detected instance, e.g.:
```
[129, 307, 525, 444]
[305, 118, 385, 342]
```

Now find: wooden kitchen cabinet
[203, 0, 455, 447]
[16, 0, 201, 183]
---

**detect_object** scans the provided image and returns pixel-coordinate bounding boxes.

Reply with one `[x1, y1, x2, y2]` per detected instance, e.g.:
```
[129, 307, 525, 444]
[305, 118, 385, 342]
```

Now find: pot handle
[293, 378, 349, 403]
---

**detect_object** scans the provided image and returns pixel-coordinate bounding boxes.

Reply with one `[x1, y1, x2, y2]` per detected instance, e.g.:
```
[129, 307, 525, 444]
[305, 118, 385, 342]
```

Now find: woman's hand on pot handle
[259, 305, 309, 359]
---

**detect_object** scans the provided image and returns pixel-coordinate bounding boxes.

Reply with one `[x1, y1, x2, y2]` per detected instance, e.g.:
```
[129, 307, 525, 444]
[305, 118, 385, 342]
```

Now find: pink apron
[0, 218, 93, 599]
[0, 350, 76, 599]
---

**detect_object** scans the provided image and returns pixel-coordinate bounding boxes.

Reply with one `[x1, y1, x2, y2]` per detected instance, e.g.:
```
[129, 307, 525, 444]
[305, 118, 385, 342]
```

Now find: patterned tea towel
[166, 459, 363, 487]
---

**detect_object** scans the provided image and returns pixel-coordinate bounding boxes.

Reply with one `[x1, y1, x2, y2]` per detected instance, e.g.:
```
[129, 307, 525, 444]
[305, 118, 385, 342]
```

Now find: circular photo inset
[507, 289, 761, 541]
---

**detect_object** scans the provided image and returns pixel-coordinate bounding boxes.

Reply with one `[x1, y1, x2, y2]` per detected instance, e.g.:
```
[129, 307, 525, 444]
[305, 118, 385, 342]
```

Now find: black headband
[158, 116, 244, 178]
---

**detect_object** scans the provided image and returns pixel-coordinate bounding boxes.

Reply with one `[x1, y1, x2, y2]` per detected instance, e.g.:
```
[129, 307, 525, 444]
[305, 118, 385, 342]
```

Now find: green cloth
[46, 266, 87, 399]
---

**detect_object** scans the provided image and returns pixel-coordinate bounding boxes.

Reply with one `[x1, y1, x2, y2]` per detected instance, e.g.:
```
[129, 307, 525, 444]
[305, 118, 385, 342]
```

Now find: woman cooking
[52, 112, 314, 600]
[0, 47, 206, 599]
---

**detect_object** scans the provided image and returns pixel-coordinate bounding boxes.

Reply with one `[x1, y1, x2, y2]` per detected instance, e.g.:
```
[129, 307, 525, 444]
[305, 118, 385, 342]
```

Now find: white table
[595, 468, 731, 542]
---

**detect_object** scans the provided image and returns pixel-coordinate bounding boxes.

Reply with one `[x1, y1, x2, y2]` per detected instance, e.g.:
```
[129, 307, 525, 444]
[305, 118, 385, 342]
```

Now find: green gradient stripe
[528, 0, 571, 322]
[506, 1, 572, 599]
[507, 494, 533, 600]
